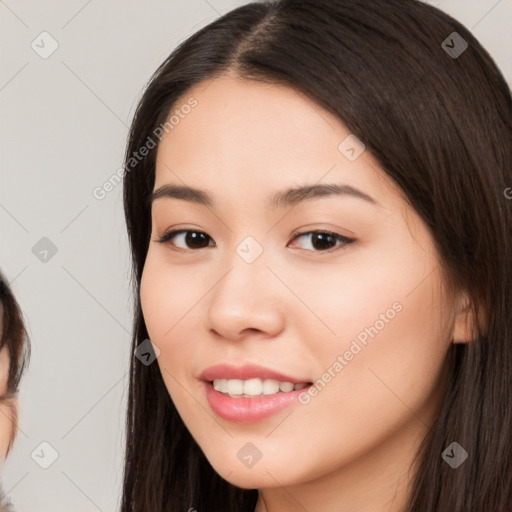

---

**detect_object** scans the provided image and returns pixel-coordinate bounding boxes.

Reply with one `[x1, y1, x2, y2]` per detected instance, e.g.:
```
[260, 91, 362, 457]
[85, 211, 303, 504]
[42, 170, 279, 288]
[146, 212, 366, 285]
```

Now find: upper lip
[200, 363, 311, 384]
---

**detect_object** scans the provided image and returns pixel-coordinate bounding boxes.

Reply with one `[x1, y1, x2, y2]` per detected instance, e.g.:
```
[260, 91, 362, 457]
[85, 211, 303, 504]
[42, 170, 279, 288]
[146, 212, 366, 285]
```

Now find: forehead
[154, 75, 402, 208]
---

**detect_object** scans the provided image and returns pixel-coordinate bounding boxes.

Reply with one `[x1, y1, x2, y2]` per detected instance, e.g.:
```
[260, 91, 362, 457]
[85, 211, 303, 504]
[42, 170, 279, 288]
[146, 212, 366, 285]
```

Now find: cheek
[291, 243, 451, 418]
[140, 251, 202, 340]
[139, 251, 205, 390]
[306, 265, 451, 442]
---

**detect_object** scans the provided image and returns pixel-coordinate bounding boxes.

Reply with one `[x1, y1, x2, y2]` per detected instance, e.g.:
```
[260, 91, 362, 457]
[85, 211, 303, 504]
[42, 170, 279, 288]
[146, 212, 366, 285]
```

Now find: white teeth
[212, 378, 309, 398]
[226, 379, 244, 395]
[262, 379, 280, 395]
[213, 379, 226, 392]
[244, 378, 263, 395]
[279, 381, 295, 392]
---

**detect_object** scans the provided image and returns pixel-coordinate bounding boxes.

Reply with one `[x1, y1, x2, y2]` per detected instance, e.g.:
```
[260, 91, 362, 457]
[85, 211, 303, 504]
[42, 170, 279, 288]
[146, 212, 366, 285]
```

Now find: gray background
[1, 0, 511, 510]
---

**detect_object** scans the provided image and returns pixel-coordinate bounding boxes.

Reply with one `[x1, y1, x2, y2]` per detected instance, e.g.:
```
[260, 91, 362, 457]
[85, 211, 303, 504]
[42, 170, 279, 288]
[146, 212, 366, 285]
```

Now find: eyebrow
[150, 183, 377, 209]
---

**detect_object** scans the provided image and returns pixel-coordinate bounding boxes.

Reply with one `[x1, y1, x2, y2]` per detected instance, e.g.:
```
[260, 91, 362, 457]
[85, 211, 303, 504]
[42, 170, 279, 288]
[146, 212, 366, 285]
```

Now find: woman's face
[140, 75, 466, 491]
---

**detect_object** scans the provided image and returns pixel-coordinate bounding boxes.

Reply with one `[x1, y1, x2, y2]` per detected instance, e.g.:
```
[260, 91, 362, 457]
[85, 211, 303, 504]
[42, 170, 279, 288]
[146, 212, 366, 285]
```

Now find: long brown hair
[121, 0, 512, 510]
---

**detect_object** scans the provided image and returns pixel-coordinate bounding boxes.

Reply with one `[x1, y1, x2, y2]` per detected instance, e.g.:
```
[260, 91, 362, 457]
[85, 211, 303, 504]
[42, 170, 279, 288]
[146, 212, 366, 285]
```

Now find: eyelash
[154, 228, 356, 254]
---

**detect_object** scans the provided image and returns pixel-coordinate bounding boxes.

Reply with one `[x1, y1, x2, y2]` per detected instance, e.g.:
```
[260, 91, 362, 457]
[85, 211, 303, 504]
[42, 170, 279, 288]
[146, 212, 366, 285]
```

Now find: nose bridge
[205, 233, 283, 338]
[213, 233, 270, 305]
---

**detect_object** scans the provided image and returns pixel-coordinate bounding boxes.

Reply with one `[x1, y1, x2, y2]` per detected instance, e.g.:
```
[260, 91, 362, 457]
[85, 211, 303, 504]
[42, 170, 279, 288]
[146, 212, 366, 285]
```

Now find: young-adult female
[0, 272, 31, 511]
[121, 0, 512, 510]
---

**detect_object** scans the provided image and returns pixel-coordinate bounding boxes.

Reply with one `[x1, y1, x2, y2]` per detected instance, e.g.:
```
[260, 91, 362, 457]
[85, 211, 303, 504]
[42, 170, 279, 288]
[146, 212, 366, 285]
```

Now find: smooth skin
[140, 75, 475, 512]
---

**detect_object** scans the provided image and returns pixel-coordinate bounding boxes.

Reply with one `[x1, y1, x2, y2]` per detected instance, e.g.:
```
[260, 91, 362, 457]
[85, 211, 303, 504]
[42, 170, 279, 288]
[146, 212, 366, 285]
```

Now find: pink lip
[203, 381, 311, 423]
[199, 363, 310, 384]
[199, 363, 312, 423]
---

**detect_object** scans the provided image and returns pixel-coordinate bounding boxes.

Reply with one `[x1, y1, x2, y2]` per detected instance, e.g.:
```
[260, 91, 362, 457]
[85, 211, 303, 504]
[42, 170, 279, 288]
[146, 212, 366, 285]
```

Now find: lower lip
[203, 381, 311, 423]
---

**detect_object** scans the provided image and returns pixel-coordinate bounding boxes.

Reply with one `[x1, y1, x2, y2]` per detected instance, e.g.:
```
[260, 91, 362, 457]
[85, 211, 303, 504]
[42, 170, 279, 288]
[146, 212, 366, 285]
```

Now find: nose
[205, 248, 286, 342]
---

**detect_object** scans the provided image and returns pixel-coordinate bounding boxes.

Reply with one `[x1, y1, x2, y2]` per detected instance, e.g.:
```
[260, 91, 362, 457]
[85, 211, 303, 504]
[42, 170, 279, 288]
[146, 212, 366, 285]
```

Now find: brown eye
[156, 230, 214, 250]
[289, 231, 355, 253]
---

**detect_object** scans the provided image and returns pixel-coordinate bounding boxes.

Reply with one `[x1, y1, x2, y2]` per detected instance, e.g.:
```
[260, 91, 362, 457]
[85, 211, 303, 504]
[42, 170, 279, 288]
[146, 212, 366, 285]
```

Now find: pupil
[186, 231, 209, 249]
[312, 233, 335, 250]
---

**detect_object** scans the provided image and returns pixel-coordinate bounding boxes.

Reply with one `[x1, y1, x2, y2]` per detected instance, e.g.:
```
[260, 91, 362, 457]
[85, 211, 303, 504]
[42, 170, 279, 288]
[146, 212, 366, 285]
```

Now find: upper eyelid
[159, 228, 350, 237]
